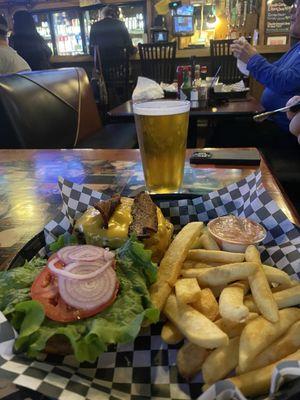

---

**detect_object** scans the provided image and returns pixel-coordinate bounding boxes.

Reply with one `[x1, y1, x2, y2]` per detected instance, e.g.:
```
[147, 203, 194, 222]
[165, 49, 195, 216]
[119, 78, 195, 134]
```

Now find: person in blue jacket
[231, 0, 300, 137]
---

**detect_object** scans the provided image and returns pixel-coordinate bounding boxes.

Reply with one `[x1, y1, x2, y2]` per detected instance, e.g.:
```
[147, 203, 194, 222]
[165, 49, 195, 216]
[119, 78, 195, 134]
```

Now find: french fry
[238, 320, 300, 373]
[219, 282, 249, 323]
[149, 281, 172, 311]
[205, 284, 227, 298]
[182, 261, 214, 269]
[150, 222, 203, 310]
[161, 321, 184, 345]
[202, 337, 240, 384]
[245, 245, 261, 263]
[192, 288, 219, 321]
[191, 235, 203, 249]
[262, 264, 292, 288]
[187, 249, 244, 264]
[223, 349, 300, 398]
[177, 342, 209, 379]
[215, 312, 258, 338]
[238, 307, 300, 373]
[271, 284, 289, 293]
[175, 278, 201, 304]
[182, 260, 197, 269]
[245, 245, 278, 323]
[182, 262, 257, 286]
[199, 233, 220, 251]
[272, 285, 300, 308]
[291, 279, 300, 286]
[245, 284, 300, 312]
[164, 294, 229, 349]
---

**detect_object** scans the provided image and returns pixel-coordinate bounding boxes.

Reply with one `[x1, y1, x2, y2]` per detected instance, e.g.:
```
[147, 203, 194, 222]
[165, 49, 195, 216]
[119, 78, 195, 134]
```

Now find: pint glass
[133, 100, 190, 194]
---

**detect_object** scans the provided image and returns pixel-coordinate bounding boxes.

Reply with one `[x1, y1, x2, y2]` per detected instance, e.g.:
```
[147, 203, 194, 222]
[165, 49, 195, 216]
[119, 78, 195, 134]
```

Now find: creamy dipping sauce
[208, 215, 266, 244]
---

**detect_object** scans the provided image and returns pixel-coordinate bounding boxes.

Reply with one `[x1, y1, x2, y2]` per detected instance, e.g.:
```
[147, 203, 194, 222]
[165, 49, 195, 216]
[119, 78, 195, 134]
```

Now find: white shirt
[0, 45, 31, 74]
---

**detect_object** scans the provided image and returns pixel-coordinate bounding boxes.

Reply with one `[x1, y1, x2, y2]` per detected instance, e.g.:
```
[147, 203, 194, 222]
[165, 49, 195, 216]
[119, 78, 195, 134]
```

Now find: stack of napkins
[132, 77, 164, 101]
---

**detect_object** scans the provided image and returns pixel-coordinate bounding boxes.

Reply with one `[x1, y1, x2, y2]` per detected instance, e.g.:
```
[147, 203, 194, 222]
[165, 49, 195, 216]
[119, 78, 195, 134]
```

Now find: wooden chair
[138, 42, 177, 83]
[210, 39, 243, 84]
[100, 47, 131, 109]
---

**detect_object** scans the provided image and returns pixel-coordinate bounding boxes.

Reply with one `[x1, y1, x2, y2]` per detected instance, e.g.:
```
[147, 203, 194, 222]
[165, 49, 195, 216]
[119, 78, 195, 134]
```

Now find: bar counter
[51, 44, 288, 64]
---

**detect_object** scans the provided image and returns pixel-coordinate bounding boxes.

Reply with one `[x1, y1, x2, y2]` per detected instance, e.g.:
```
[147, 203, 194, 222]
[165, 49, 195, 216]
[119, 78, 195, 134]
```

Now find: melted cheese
[104, 197, 133, 240]
[75, 197, 173, 261]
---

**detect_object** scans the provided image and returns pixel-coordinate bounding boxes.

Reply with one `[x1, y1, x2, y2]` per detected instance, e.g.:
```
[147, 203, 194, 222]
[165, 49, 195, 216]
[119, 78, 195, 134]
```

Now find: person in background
[89, 5, 136, 57]
[231, 0, 300, 140]
[9, 10, 52, 70]
[0, 14, 30, 74]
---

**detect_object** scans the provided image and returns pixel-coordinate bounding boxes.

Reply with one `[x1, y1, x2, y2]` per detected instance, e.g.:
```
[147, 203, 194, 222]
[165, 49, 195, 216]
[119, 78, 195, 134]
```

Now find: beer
[133, 100, 190, 194]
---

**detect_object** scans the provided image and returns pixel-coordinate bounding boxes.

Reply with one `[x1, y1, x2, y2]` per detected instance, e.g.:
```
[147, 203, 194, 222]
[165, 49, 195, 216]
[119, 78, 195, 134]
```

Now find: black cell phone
[190, 149, 261, 166]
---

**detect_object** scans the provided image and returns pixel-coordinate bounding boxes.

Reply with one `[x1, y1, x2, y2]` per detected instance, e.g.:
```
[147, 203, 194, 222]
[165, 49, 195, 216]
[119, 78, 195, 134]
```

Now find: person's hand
[231, 38, 258, 64]
[286, 96, 300, 139]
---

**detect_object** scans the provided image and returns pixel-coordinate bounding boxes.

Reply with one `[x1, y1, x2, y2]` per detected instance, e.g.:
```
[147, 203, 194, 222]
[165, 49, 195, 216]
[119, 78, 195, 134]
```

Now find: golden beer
[133, 100, 190, 194]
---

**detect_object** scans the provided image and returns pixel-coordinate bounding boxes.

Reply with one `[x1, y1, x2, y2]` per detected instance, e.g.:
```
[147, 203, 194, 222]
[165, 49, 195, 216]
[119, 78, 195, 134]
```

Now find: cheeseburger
[74, 192, 173, 262]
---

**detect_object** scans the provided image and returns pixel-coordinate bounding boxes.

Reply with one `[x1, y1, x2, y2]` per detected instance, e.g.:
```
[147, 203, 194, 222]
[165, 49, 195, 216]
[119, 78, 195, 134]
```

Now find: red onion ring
[48, 257, 111, 280]
[58, 263, 118, 310]
[57, 245, 113, 264]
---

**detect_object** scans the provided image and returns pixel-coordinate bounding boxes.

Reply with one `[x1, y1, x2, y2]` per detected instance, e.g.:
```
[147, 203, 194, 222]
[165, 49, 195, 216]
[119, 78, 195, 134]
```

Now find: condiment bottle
[200, 65, 208, 81]
[180, 69, 192, 101]
[190, 81, 199, 109]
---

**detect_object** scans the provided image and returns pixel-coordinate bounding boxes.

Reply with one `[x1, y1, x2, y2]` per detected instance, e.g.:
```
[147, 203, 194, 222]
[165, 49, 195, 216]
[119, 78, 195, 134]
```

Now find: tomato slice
[30, 257, 118, 323]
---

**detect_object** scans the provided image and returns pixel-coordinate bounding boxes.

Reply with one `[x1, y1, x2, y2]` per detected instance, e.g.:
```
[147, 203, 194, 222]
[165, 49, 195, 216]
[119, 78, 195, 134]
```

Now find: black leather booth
[0, 68, 137, 149]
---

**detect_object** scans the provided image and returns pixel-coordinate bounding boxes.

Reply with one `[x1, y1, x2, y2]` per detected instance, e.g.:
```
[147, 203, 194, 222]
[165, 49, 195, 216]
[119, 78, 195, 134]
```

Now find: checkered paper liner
[0, 170, 299, 400]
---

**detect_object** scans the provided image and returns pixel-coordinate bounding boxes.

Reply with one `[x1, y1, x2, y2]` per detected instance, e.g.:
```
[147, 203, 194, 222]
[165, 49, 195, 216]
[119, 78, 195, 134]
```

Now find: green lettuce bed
[0, 237, 159, 363]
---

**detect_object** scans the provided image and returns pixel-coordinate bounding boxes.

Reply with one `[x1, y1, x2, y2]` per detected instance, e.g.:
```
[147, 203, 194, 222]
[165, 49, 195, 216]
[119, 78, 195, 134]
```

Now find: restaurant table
[108, 97, 264, 120]
[0, 147, 299, 400]
[108, 97, 264, 146]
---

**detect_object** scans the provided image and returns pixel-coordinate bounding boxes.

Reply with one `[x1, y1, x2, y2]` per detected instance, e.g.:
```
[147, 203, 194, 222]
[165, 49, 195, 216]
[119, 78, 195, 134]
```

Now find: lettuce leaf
[49, 233, 78, 253]
[0, 258, 45, 315]
[1, 237, 159, 363]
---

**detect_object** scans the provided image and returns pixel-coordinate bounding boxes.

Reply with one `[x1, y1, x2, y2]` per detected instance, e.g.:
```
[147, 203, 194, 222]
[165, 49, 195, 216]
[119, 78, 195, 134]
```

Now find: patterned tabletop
[0, 149, 267, 271]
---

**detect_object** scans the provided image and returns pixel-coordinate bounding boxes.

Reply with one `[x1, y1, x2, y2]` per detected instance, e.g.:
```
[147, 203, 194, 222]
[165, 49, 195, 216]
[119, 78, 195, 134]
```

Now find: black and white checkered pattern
[0, 171, 299, 400]
[193, 171, 300, 279]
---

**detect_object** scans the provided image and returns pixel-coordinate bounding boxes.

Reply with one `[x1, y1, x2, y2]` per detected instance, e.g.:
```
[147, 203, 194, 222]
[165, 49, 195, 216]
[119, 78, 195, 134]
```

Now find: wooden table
[108, 98, 264, 147]
[0, 147, 299, 400]
[0, 148, 298, 272]
[108, 97, 264, 120]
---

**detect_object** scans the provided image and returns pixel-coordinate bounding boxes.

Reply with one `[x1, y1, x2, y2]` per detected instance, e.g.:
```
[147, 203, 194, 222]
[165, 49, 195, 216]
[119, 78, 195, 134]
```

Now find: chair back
[100, 46, 130, 109]
[210, 39, 243, 84]
[0, 68, 101, 149]
[138, 42, 176, 83]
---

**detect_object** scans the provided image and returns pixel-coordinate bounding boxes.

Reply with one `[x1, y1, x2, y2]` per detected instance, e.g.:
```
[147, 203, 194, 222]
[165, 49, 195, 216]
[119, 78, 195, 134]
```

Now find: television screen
[173, 16, 194, 36]
[153, 31, 168, 43]
[177, 5, 194, 16]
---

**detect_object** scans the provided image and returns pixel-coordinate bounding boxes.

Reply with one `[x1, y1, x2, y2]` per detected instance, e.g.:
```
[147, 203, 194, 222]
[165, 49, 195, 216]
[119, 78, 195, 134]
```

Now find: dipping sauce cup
[208, 215, 266, 252]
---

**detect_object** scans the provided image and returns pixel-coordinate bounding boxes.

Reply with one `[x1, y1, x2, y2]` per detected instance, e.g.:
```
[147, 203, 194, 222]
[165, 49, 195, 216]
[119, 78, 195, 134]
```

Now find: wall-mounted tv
[173, 15, 194, 36]
[176, 5, 194, 16]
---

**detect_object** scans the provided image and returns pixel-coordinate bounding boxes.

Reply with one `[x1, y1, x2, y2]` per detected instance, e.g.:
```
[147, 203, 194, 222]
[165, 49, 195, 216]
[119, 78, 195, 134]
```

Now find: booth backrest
[0, 67, 102, 149]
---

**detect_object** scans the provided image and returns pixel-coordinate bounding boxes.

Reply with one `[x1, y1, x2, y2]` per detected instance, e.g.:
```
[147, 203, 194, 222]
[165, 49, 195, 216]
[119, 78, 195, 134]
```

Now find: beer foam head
[133, 100, 190, 116]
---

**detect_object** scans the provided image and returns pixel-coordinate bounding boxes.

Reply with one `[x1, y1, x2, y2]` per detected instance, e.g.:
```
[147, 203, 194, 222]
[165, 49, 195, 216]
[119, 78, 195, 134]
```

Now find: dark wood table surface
[0, 147, 299, 400]
[108, 97, 264, 120]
